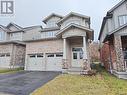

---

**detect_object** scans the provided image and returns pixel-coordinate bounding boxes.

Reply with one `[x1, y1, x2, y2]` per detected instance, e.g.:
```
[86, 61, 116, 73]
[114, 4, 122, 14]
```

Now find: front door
[72, 47, 83, 67]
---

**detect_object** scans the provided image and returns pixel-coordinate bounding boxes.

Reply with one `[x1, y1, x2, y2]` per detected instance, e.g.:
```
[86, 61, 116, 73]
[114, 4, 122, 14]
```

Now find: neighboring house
[24, 12, 94, 72]
[98, 0, 127, 79]
[0, 23, 42, 68]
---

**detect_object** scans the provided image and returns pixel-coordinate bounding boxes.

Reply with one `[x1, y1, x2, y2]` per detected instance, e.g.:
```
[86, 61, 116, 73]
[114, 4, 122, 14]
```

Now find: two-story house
[0, 12, 94, 73]
[24, 12, 94, 73]
[0, 23, 42, 68]
[99, 0, 127, 79]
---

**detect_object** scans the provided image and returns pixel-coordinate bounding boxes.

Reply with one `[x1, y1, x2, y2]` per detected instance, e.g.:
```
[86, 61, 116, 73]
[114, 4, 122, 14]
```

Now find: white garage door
[0, 53, 10, 68]
[27, 54, 45, 71]
[46, 53, 63, 71]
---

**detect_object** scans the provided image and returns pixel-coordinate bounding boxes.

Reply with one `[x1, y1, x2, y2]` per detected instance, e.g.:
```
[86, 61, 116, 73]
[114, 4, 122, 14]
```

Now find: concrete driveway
[0, 71, 61, 95]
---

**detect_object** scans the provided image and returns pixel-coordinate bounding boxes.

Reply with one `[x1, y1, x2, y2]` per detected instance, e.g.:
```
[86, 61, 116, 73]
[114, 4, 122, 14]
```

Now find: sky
[0, 0, 121, 41]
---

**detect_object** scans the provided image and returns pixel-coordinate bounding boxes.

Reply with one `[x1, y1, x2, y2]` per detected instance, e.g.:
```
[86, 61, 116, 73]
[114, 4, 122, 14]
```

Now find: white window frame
[118, 15, 127, 26]
[47, 21, 57, 27]
[41, 31, 57, 38]
[10, 32, 22, 41]
[0, 31, 5, 41]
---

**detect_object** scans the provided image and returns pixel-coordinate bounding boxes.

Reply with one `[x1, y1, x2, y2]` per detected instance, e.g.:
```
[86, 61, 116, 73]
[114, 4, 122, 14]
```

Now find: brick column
[114, 35, 125, 72]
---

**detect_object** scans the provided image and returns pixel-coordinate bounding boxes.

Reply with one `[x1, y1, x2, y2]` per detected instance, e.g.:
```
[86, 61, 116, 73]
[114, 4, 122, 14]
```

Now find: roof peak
[108, 0, 126, 13]
[57, 12, 90, 25]
[43, 13, 63, 24]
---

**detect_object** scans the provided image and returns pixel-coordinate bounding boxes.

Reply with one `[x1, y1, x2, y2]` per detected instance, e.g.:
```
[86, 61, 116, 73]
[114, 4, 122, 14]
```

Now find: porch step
[67, 67, 88, 75]
[68, 67, 82, 72]
[113, 70, 127, 79]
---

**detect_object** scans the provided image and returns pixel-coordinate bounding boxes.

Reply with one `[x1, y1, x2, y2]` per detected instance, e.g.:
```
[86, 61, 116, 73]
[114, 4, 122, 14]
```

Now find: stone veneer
[114, 35, 125, 72]
[10, 44, 26, 68]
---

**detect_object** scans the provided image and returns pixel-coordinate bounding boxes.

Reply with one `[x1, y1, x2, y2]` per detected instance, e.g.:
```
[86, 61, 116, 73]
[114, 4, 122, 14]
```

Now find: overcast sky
[0, 0, 121, 41]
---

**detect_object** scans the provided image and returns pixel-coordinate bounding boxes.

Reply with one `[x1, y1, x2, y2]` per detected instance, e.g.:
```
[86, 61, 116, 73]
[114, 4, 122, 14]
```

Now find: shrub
[87, 70, 97, 76]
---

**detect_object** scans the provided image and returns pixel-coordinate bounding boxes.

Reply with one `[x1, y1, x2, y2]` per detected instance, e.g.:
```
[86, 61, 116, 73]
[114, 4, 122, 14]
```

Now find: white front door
[72, 48, 83, 67]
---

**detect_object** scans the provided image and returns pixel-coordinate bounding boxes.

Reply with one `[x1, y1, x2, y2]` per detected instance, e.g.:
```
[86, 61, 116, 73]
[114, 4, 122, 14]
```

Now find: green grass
[0, 67, 24, 74]
[32, 64, 127, 95]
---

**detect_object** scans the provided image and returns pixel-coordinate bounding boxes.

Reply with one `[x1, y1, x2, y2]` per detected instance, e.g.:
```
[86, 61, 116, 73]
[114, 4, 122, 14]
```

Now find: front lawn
[0, 68, 24, 74]
[32, 65, 127, 95]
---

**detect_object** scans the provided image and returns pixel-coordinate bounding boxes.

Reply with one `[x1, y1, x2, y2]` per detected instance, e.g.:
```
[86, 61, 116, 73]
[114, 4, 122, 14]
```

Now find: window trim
[118, 15, 127, 26]
[41, 31, 57, 38]
[0, 31, 5, 41]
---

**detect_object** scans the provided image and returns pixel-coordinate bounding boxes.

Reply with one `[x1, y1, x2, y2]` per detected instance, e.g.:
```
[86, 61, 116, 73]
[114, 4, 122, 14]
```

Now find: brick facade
[100, 42, 110, 70]
[0, 43, 26, 68]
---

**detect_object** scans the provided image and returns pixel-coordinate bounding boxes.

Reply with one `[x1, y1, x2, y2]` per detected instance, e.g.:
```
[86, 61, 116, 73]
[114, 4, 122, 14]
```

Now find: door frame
[71, 47, 83, 67]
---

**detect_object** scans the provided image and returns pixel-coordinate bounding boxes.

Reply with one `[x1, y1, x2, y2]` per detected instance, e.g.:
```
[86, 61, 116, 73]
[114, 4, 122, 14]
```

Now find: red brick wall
[109, 41, 117, 70]
[100, 42, 110, 70]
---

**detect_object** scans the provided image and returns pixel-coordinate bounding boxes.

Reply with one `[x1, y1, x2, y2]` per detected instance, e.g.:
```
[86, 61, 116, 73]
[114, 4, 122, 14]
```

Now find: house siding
[23, 28, 41, 41]
[61, 16, 89, 29]
[0, 44, 12, 53]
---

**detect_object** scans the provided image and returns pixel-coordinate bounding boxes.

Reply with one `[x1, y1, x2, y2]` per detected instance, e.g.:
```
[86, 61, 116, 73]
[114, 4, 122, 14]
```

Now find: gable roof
[0, 25, 10, 32]
[98, 0, 125, 40]
[6, 22, 23, 30]
[56, 23, 94, 40]
[43, 13, 63, 24]
[108, 0, 126, 13]
[98, 15, 112, 40]
[108, 22, 127, 35]
[57, 12, 90, 25]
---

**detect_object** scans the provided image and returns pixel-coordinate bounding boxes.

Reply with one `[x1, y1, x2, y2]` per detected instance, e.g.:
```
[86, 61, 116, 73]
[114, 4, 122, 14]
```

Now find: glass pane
[124, 51, 127, 60]
[30, 55, 36, 58]
[80, 52, 83, 59]
[72, 48, 83, 52]
[0, 54, 5, 57]
[119, 15, 127, 26]
[6, 53, 10, 57]
[56, 53, 63, 57]
[37, 54, 43, 58]
[73, 53, 77, 59]
[47, 54, 54, 57]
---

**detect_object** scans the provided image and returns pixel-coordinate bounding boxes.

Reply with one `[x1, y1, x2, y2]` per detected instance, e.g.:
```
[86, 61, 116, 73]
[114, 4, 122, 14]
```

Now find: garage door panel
[46, 53, 63, 71]
[27, 54, 45, 71]
[0, 53, 10, 68]
[27, 53, 63, 71]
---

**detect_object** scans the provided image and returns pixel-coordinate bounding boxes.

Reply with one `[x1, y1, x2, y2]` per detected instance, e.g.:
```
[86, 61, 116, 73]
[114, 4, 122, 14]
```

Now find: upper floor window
[10, 32, 22, 41]
[41, 31, 57, 38]
[47, 21, 57, 28]
[118, 15, 127, 26]
[0, 31, 5, 41]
